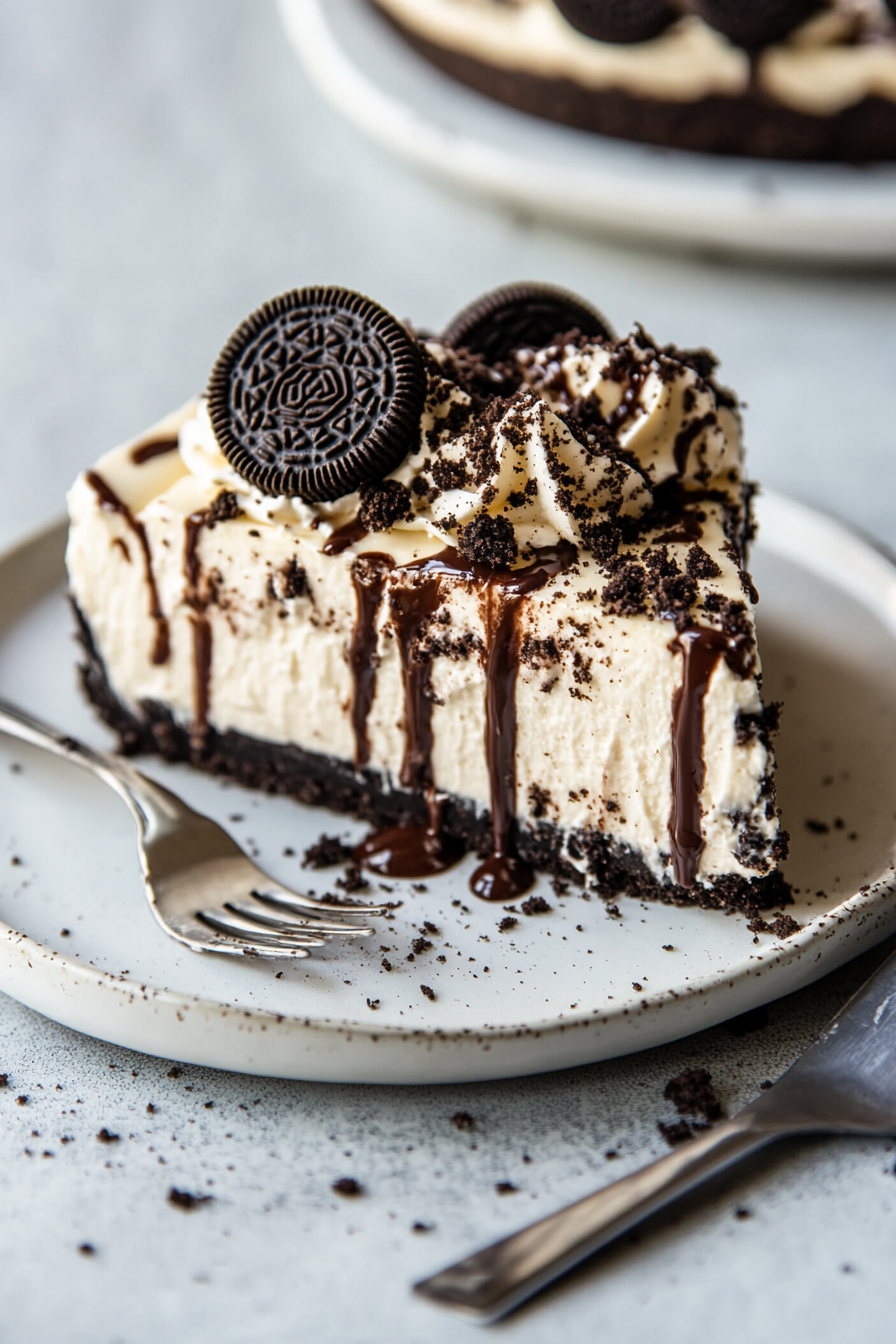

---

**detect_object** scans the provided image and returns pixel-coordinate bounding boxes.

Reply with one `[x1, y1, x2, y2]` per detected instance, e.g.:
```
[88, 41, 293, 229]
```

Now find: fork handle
[414, 1115, 776, 1322]
[0, 695, 182, 828]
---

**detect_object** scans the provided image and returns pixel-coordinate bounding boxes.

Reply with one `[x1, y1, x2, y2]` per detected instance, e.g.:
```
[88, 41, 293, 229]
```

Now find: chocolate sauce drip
[470, 543, 576, 901]
[350, 549, 466, 876]
[111, 537, 131, 563]
[190, 615, 213, 752]
[348, 553, 392, 769]
[183, 509, 216, 748]
[85, 470, 170, 664]
[351, 540, 574, 892]
[390, 572, 443, 792]
[672, 412, 716, 478]
[668, 627, 750, 888]
[323, 516, 369, 556]
[130, 436, 179, 465]
[354, 788, 464, 879]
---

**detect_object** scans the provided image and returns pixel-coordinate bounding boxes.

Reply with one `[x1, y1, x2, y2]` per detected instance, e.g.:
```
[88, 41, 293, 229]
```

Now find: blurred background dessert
[371, 0, 896, 160]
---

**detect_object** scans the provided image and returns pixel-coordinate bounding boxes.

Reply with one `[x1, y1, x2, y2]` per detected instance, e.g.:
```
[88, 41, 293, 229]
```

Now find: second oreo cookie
[442, 282, 614, 364]
[208, 287, 426, 502]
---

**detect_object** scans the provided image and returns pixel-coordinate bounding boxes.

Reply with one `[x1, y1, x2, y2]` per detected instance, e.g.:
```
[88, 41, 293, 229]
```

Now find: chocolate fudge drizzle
[354, 557, 465, 878]
[183, 509, 215, 750]
[323, 516, 369, 556]
[470, 543, 576, 901]
[130, 436, 179, 465]
[85, 470, 170, 664]
[348, 553, 392, 770]
[668, 627, 750, 888]
[350, 542, 575, 895]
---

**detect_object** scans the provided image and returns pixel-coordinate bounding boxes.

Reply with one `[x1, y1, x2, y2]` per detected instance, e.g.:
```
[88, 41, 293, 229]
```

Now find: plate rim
[279, 0, 896, 263]
[2, 492, 896, 1081]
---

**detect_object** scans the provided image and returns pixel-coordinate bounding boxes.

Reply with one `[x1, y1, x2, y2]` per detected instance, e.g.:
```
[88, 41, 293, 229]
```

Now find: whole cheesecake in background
[66, 282, 789, 911]
[369, 0, 896, 161]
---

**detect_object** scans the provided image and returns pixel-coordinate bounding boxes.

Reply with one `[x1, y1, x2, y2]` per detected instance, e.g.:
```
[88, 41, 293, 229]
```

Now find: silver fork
[0, 697, 385, 958]
[416, 940, 896, 1322]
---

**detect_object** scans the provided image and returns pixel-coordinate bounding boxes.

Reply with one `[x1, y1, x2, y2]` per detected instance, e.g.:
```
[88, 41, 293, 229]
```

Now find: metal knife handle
[414, 1116, 775, 1322]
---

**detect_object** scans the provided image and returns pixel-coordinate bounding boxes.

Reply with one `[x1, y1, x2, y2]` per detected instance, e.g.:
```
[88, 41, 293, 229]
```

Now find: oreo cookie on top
[441, 282, 614, 365]
[208, 287, 426, 503]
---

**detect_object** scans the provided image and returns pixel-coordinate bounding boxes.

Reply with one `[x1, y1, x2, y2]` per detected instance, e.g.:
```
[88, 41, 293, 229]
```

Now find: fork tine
[202, 933, 312, 959]
[198, 907, 327, 947]
[251, 887, 389, 918]
[226, 900, 375, 937]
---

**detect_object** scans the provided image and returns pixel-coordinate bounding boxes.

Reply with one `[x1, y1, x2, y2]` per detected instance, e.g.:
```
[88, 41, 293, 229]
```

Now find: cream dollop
[389, 357, 653, 550]
[523, 337, 742, 491]
[174, 333, 739, 555]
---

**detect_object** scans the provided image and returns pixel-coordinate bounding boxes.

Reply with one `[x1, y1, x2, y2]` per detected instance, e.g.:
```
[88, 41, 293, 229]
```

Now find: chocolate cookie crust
[73, 600, 789, 916]
[373, 2, 896, 162]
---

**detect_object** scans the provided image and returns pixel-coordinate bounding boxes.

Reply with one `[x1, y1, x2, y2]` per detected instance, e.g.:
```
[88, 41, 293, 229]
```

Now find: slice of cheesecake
[66, 284, 789, 911]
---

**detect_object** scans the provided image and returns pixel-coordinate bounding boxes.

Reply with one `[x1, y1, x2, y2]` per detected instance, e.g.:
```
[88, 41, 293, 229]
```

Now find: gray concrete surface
[1, 3, 896, 1341]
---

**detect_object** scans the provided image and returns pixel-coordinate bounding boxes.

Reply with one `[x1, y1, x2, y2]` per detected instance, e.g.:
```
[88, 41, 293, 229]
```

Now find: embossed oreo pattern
[208, 288, 425, 502]
[442, 282, 613, 365]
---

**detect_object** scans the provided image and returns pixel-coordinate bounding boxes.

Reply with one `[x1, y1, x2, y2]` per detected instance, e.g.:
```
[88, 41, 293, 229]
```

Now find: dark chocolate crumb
[78, 1243, 95, 1256]
[381, 958, 392, 972]
[0, 1074, 7, 1089]
[358, 479, 413, 531]
[687, 544, 722, 580]
[770, 913, 801, 939]
[760, 1080, 773, 1091]
[663, 1068, 723, 1122]
[303, 835, 354, 869]
[804, 818, 830, 835]
[412, 1222, 434, 1233]
[451, 1111, 475, 1132]
[662, 944, 674, 951]
[336, 863, 370, 894]
[332, 1177, 362, 1197]
[420, 985, 436, 1001]
[96, 1128, 120, 1143]
[632, 982, 643, 992]
[456, 513, 518, 568]
[167, 1067, 181, 1079]
[206, 490, 242, 525]
[168, 1187, 214, 1211]
[146, 1103, 156, 1114]
[495, 1182, 518, 1195]
[520, 895, 551, 916]
[734, 1207, 752, 1220]
[16, 1095, 27, 1106]
[605, 903, 621, 919]
[658, 1119, 707, 1146]
[498, 916, 518, 933]
[366, 998, 380, 1010]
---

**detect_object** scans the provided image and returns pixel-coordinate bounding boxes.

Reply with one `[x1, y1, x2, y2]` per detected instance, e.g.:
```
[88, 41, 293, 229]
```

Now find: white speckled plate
[1, 494, 896, 1083]
[279, 0, 896, 264]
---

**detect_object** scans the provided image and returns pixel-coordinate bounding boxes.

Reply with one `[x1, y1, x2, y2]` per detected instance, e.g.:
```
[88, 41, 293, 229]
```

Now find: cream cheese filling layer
[373, 0, 896, 115]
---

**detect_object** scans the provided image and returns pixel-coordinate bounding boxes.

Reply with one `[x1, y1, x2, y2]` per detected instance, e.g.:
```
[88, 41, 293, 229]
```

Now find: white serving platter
[1, 494, 896, 1083]
[279, 0, 896, 264]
